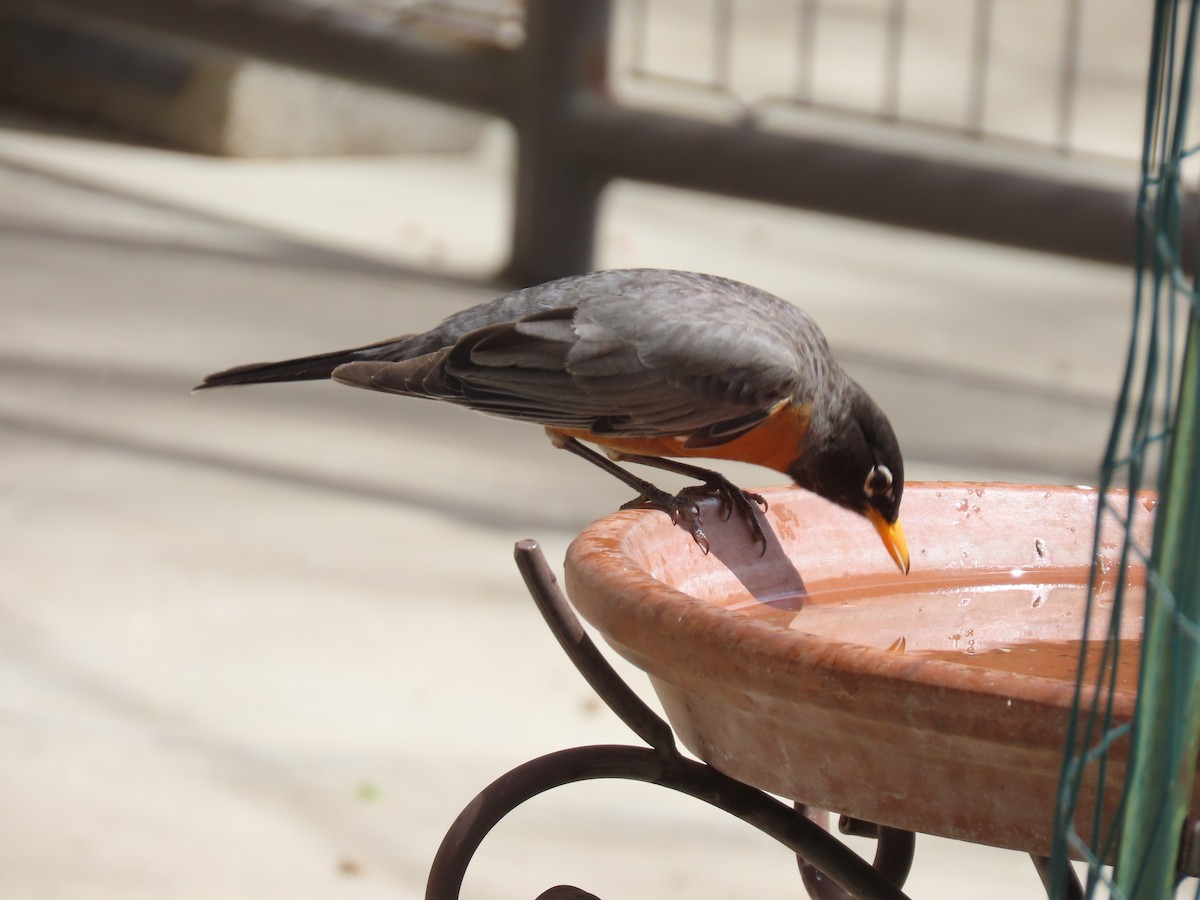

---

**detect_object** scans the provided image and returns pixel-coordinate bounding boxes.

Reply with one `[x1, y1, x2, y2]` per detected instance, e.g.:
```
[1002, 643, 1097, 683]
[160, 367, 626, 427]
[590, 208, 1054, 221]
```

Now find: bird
[197, 268, 909, 573]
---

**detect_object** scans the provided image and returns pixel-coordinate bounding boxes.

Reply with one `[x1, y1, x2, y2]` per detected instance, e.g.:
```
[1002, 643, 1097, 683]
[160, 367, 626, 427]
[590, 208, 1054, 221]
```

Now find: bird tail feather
[194, 335, 415, 391]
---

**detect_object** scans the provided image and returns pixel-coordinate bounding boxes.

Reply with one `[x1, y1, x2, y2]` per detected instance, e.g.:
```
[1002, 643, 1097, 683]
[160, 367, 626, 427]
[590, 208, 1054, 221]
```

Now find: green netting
[1051, 2, 1200, 897]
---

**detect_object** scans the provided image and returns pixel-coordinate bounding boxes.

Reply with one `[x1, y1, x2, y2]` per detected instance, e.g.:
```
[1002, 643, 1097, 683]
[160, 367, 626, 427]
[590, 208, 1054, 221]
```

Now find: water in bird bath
[720, 562, 1144, 689]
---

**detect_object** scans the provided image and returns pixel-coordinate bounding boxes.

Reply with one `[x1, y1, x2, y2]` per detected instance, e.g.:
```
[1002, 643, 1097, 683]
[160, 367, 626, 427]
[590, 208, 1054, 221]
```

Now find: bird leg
[552, 437, 767, 555]
[554, 438, 712, 551]
[611, 452, 769, 554]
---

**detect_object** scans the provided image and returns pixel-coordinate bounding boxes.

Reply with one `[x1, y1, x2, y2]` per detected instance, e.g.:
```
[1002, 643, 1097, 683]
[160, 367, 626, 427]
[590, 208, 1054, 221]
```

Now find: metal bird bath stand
[424, 479, 1188, 899]
[425, 539, 918, 900]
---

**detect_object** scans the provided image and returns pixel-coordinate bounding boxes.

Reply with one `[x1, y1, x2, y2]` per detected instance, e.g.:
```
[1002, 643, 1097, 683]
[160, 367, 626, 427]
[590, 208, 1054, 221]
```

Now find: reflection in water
[719, 567, 1144, 688]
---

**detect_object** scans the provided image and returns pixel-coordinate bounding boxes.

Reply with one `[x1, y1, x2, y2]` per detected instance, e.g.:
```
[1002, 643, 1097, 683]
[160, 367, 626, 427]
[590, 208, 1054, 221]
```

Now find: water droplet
[956, 499, 969, 513]
[972, 505, 981, 514]
[1142, 495, 1158, 512]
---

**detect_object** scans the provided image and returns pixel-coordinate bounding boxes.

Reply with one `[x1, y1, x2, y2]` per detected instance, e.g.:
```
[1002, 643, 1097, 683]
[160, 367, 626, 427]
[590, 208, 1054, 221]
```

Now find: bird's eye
[865, 464, 893, 498]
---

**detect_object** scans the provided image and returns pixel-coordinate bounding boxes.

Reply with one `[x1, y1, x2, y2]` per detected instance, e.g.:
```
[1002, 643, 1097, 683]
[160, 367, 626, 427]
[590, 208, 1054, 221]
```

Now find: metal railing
[3, 0, 1149, 282]
[616, 0, 1150, 161]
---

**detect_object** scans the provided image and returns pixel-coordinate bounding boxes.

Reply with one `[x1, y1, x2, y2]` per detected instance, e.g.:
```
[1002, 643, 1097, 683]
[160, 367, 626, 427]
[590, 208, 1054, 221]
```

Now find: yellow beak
[867, 508, 910, 575]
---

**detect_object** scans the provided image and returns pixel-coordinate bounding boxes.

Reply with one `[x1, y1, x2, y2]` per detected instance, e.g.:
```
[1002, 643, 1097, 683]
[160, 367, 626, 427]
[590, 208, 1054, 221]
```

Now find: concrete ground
[0, 106, 1136, 898]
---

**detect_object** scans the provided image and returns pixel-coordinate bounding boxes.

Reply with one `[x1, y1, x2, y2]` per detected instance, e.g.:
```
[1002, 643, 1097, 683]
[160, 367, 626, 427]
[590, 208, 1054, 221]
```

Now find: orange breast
[549, 401, 811, 475]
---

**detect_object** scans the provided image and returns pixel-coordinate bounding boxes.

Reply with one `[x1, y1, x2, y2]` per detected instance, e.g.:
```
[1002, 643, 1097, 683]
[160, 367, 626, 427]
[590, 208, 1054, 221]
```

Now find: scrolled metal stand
[425, 539, 917, 899]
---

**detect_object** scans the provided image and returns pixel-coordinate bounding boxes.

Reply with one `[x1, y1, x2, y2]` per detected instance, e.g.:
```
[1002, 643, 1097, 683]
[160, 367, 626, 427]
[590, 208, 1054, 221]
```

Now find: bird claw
[620, 489, 713, 554]
[622, 480, 766, 556]
[675, 480, 768, 556]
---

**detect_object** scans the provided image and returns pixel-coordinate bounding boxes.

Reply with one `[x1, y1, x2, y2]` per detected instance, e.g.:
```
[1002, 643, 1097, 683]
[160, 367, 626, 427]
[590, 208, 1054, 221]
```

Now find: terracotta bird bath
[427, 483, 1188, 898]
[562, 482, 1156, 857]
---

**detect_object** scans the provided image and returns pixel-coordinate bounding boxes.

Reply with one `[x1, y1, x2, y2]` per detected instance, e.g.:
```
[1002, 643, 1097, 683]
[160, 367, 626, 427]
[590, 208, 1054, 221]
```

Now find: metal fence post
[504, 0, 612, 285]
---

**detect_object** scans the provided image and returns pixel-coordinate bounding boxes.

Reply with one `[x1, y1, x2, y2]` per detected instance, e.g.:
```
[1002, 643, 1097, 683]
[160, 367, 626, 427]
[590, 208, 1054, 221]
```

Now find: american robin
[198, 268, 909, 573]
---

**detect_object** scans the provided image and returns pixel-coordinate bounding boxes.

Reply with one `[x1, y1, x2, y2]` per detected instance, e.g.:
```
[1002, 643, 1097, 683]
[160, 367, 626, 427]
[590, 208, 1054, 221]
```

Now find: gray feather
[209, 269, 845, 443]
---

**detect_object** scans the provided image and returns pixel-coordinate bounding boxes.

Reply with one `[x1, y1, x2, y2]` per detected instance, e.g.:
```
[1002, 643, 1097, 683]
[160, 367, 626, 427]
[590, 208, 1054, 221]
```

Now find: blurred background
[0, 0, 1161, 897]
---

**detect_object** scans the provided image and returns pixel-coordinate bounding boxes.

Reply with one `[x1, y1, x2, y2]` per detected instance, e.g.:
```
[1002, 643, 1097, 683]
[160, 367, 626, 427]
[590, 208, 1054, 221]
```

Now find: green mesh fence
[1051, 1, 1200, 897]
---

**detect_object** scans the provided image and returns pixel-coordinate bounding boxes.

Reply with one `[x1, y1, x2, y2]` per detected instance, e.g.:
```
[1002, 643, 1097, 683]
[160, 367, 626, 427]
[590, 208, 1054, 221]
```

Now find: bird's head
[786, 382, 909, 574]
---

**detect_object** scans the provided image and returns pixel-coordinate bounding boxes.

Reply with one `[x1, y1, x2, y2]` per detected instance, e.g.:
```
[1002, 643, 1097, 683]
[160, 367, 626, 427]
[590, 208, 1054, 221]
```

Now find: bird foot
[621, 488, 712, 553]
[621, 479, 768, 556]
[685, 478, 769, 555]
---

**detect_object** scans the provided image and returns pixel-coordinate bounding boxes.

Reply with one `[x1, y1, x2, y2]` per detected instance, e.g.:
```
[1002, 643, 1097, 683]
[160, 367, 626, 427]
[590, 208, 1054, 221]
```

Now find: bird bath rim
[564, 482, 1139, 715]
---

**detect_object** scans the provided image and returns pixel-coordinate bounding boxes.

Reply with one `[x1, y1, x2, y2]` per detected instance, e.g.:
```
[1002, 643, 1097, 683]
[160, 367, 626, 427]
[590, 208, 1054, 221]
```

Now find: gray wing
[332, 269, 830, 444]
